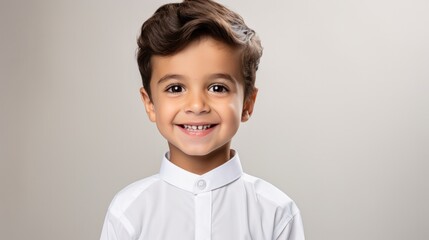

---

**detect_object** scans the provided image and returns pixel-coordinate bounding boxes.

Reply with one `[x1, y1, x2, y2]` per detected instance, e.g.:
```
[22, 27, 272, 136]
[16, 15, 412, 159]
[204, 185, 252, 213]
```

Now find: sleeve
[276, 211, 305, 240]
[100, 211, 132, 240]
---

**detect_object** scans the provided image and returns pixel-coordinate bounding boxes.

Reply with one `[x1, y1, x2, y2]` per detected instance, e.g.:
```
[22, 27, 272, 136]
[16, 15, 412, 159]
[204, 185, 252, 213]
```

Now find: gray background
[1, 0, 428, 239]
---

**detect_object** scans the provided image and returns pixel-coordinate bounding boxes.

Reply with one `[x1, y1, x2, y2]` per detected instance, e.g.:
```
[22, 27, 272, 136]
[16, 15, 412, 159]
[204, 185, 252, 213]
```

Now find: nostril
[183, 94, 211, 114]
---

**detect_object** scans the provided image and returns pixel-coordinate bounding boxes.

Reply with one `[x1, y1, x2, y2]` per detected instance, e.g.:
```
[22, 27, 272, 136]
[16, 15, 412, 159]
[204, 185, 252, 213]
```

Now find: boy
[101, 0, 304, 239]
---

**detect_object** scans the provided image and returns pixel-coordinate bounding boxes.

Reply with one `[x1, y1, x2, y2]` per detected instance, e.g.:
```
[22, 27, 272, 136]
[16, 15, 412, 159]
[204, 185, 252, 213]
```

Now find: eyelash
[165, 84, 185, 93]
[164, 84, 229, 94]
[208, 84, 229, 93]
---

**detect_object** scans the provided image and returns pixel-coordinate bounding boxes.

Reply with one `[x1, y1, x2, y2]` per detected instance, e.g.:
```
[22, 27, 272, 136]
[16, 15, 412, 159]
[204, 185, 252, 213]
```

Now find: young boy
[100, 0, 304, 239]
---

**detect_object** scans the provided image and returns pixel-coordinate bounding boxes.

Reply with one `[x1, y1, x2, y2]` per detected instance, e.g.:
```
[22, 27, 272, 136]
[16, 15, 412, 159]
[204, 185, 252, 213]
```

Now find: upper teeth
[183, 124, 211, 130]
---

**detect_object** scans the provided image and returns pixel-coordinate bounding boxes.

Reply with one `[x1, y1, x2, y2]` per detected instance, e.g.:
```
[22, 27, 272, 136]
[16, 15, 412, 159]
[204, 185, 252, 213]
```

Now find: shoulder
[101, 175, 161, 238]
[107, 174, 161, 216]
[241, 173, 298, 208]
[241, 173, 301, 225]
[241, 173, 303, 238]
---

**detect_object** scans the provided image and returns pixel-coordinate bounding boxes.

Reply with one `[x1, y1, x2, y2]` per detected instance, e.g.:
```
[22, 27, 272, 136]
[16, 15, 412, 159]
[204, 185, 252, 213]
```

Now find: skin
[140, 37, 257, 175]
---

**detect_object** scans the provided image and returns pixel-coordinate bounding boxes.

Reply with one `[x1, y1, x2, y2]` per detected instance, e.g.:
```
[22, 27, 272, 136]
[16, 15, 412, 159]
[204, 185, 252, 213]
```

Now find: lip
[176, 123, 218, 137]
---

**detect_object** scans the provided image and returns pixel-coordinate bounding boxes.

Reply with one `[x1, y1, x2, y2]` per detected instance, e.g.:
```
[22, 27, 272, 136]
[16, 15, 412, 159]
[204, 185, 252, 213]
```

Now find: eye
[209, 84, 229, 93]
[166, 84, 184, 93]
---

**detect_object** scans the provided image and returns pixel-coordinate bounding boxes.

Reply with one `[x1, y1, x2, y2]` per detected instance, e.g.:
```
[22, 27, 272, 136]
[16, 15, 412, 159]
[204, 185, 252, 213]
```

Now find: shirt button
[196, 179, 206, 190]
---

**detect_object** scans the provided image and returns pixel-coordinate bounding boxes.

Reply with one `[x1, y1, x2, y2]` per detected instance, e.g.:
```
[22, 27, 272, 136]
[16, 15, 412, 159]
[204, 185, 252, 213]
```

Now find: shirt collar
[159, 151, 243, 195]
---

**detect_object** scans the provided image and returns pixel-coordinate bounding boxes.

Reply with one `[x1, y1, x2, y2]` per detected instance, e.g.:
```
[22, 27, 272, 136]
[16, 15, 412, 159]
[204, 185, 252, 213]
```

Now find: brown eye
[209, 84, 228, 93]
[166, 85, 184, 93]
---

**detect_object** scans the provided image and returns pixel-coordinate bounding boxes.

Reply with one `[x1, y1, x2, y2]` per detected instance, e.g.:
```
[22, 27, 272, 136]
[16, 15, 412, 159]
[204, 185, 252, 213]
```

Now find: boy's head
[137, 0, 263, 170]
[137, 0, 263, 101]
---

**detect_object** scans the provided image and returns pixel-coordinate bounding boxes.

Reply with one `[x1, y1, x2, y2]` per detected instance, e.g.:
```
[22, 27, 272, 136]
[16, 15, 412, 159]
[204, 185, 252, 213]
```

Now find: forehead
[150, 37, 243, 84]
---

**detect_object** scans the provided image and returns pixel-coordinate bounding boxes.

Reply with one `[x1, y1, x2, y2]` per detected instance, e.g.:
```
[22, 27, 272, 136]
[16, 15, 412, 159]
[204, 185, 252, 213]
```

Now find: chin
[181, 148, 214, 157]
[168, 140, 231, 158]
[175, 142, 223, 156]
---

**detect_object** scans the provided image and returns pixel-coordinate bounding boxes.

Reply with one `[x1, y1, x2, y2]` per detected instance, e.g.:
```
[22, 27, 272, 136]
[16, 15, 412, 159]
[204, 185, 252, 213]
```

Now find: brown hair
[137, 0, 263, 99]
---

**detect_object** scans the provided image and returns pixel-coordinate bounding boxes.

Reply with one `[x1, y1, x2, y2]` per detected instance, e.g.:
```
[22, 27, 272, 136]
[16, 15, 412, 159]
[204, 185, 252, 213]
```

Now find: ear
[140, 87, 156, 122]
[241, 88, 258, 122]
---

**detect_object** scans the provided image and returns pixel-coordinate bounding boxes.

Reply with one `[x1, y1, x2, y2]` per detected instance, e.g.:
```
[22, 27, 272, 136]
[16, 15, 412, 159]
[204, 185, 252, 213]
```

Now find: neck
[168, 144, 231, 175]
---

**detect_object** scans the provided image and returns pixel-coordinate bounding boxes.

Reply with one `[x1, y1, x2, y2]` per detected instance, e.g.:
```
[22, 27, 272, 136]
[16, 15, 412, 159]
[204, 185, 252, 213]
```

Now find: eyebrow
[157, 73, 237, 85]
[209, 73, 237, 83]
[157, 74, 185, 85]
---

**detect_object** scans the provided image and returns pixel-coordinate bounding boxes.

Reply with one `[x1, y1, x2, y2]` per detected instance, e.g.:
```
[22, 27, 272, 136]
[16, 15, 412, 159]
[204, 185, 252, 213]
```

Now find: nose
[184, 91, 210, 115]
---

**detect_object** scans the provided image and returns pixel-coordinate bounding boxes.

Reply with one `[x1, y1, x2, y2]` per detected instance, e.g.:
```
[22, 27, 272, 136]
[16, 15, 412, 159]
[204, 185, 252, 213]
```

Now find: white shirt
[100, 152, 305, 240]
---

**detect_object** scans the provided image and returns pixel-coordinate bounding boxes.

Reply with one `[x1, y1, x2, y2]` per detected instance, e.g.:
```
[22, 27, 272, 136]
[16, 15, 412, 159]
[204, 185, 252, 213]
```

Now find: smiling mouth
[179, 124, 216, 131]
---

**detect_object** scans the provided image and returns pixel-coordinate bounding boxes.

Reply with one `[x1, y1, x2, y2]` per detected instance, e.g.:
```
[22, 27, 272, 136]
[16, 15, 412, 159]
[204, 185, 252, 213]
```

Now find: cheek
[222, 99, 243, 125]
[152, 101, 178, 132]
[157, 106, 174, 123]
[154, 102, 177, 139]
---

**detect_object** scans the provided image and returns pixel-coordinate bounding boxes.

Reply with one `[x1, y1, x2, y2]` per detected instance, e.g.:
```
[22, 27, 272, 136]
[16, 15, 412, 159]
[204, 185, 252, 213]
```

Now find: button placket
[194, 191, 212, 240]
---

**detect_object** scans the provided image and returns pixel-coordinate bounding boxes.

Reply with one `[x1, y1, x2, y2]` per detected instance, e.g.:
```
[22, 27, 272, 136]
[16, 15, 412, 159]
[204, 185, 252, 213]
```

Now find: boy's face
[140, 37, 257, 160]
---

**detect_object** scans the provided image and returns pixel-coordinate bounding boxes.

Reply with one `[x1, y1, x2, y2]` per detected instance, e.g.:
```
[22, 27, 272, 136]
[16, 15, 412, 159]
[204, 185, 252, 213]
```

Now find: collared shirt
[100, 152, 305, 240]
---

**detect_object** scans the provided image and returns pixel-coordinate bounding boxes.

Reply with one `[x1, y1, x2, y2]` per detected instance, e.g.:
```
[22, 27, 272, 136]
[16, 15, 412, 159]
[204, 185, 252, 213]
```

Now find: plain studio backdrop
[1, 0, 428, 239]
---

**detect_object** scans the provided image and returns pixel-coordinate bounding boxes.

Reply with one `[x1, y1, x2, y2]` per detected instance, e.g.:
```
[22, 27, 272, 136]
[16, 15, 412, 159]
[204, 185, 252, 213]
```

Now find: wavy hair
[137, 0, 263, 99]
